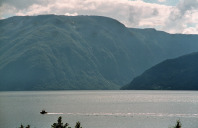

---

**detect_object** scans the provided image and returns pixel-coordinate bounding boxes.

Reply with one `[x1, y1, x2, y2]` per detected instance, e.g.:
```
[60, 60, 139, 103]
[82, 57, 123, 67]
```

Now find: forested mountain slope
[1, 15, 198, 90]
[121, 52, 198, 90]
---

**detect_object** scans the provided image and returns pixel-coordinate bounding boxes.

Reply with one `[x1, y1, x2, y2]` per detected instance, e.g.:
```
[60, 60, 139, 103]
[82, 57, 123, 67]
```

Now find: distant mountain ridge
[121, 52, 198, 90]
[1, 15, 198, 90]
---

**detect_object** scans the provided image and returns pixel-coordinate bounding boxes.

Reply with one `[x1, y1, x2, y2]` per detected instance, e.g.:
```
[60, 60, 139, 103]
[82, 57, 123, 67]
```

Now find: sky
[0, 0, 198, 34]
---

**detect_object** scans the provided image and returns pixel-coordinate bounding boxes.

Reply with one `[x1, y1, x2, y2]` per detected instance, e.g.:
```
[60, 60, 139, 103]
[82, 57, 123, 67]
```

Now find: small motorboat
[40, 110, 47, 114]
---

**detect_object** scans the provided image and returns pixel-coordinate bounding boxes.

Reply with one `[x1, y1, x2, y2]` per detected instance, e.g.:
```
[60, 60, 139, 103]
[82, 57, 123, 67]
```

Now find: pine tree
[51, 116, 69, 128]
[18, 124, 30, 128]
[174, 120, 182, 128]
[75, 121, 82, 128]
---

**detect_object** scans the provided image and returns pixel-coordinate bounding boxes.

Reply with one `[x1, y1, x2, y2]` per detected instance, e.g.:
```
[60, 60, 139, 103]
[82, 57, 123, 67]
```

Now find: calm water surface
[0, 91, 198, 128]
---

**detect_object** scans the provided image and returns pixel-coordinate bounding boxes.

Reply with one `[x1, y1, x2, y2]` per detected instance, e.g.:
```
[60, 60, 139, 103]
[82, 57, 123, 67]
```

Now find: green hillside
[1, 15, 198, 90]
[121, 52, 198, 90]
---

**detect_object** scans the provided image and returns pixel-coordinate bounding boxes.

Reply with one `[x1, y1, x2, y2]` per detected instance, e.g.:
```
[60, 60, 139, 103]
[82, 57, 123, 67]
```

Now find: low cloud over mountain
[1, 0, 198, 34]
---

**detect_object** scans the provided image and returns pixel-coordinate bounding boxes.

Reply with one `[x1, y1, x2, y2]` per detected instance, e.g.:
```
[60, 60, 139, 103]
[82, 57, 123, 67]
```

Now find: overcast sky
[0, 0, 198, 34]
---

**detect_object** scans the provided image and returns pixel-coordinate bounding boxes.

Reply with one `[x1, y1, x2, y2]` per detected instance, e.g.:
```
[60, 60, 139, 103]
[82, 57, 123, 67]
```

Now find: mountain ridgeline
[121, 52, 198, 90]
[1, 15, 198, 90]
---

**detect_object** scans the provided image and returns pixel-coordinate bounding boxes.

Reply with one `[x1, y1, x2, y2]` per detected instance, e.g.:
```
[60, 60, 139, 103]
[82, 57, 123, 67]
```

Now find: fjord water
[0, 91, 198, 128]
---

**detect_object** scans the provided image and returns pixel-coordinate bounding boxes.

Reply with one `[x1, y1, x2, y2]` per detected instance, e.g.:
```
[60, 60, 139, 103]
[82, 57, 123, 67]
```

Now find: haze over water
[0, 91, 198, 128]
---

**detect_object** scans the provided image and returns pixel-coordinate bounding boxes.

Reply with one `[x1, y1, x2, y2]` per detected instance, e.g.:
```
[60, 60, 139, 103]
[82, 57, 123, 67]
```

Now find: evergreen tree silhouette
[174, 120, 182, 128]
[75, 121, 82, 128]
[51, 116, 69, 128]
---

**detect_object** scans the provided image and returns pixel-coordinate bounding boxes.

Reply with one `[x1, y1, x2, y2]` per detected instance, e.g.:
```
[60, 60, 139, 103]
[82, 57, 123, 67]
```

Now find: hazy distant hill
[1, 15, 198, 90]
[121, 52, 198, 90]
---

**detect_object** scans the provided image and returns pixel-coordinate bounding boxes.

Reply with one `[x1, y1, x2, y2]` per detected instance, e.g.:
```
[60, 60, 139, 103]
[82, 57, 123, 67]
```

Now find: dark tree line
[51, 116, 81, 128]
[19, 117, 181, 128]
[19, 116, 82, 128]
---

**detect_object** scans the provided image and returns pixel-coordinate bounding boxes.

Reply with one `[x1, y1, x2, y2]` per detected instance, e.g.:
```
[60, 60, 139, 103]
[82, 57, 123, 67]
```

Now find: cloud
[126, 1, 170, 28]
[0, 0, 48, 9]
[158, 0, 166, 3]
[2, 0, 170, 27]
[0, 3, 17, 18]
[163, 0, 198, 34]
[178, 0, 198, 13]
[183, 25, 198, 34]
[0, 0, 198, 34]
[64, 12, 78, 16]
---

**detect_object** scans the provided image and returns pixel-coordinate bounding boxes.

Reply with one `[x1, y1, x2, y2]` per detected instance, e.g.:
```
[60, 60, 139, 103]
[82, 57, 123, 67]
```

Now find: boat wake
[46, 112, 198, 118]
[47, 113, 64, 115]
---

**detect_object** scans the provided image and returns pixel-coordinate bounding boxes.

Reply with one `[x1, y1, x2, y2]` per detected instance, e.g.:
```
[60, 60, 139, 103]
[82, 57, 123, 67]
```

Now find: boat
[40, 110, 47, 114]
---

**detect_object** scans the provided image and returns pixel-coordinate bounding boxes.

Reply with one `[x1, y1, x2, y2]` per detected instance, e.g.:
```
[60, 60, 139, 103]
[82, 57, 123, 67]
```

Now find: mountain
[121, 52, 198, 90]
[1, 15, 198, 90]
